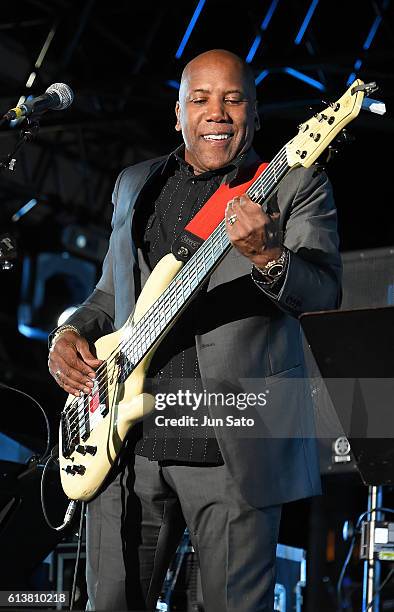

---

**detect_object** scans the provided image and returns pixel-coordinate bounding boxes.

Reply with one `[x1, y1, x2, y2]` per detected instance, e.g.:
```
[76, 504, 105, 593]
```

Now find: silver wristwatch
[254, 249, 288, 283]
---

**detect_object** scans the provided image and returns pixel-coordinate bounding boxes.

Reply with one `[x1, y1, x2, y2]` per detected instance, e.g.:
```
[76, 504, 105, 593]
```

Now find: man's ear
[254, 102, 261, 131]
[175, 101, 182, 132]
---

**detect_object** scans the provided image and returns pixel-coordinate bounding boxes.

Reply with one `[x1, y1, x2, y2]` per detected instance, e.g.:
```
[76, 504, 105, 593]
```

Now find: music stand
[301, 306, 394, 612]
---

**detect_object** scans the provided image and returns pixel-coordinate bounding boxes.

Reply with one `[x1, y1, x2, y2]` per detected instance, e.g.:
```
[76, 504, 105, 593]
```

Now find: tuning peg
[320, 146, 338, 165]
[313, 162, 326, 173]
[351, 81, 379, 96]
[321, 99, 340, 112]
[335, 129, 355, 145]
[314, 113, 328, 122]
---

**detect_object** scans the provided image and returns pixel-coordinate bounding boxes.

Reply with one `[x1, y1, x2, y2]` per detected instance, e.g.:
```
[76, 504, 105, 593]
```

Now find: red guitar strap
[171, 160, 268, 261]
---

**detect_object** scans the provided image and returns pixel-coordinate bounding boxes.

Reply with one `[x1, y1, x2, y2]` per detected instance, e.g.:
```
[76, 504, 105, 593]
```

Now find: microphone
[3, 83, 74, 121]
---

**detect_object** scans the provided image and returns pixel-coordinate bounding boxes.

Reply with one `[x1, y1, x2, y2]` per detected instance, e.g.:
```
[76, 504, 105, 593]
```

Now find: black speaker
[341, 246, 394, 309]
[316, 246, 394, 474]
[0, 459, 71, 590]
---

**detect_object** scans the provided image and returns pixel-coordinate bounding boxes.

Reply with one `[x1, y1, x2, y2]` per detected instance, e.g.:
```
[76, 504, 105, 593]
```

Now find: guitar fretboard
[120, 146, 290, 375]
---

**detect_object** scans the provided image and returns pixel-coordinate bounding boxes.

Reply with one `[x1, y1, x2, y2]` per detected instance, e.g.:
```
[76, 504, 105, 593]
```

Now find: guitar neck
[120, 146, 290, 372]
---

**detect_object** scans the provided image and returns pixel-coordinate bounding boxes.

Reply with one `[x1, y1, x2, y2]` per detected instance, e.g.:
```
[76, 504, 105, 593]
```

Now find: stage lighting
[57, 305, 79, 327]
[18, 252, 96, 341]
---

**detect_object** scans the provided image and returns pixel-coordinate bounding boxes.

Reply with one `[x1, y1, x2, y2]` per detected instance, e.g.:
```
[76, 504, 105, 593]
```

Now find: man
[48, 50, 341, 611]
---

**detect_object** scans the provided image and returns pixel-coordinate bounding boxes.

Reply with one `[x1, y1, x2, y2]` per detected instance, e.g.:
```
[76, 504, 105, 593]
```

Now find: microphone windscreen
[45, 83, 74, 110]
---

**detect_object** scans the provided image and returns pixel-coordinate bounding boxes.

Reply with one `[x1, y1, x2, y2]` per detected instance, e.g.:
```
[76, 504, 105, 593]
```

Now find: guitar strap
[171, 160, 268, 262]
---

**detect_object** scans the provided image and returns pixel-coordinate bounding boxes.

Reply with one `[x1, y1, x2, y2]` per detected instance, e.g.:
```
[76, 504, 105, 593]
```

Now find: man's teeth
[203, 134, 232, 140]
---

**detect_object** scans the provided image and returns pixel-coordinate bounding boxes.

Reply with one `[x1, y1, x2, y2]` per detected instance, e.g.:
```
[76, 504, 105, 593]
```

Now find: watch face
[268, 263, 284, 278]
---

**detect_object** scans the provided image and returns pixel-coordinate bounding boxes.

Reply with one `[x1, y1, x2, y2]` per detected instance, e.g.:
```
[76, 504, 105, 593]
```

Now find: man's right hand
[48, 330, 103, 397]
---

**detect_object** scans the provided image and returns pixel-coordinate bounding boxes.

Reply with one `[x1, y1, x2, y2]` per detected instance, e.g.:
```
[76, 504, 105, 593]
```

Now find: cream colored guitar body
[59, 254, 183, 501]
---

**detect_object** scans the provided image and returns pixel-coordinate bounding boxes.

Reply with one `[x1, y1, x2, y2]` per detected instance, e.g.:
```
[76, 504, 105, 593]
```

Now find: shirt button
[191, 179, 196, 184]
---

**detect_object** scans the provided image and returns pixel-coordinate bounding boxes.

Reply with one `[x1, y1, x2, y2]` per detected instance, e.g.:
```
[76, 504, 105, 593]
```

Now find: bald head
[175, 49, 259, 174]
[179, 49, 256, 103]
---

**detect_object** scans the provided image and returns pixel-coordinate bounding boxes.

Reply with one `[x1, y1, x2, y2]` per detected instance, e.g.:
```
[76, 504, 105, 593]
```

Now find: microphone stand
[0, 114, 40, 271]
[0, 113, 40, 271]
[0, 114, 41, 173]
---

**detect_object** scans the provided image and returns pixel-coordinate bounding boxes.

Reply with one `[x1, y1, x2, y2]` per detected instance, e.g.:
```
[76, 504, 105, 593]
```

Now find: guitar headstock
[286, 79, 366, 168]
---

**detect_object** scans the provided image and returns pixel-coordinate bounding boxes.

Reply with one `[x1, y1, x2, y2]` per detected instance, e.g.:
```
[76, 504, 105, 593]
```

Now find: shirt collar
[161, 143, 257, 182]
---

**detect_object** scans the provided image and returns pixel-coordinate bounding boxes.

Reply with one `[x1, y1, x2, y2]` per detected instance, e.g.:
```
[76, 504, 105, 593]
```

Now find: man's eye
[225, 99, 242, 104]
[192, 99, 206, 104]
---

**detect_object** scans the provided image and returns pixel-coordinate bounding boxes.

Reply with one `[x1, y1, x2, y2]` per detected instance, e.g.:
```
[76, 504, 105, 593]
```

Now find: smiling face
[175, 50, 258, 174]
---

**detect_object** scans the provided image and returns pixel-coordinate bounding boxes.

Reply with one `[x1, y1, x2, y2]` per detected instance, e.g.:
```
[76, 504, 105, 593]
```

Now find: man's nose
[205, 98, 228, 121]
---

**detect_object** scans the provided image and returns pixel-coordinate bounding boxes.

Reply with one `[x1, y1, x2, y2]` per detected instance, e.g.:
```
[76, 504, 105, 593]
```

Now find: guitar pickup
[61, 410, 74, 458]
[117, 352, 135, 384]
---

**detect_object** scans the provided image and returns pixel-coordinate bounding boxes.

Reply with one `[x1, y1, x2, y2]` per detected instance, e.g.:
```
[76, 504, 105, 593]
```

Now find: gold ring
[228, 214, 237, 226]
[55, 369, 61, 379]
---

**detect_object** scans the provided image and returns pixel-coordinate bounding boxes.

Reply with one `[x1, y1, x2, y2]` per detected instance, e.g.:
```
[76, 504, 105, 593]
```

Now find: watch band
[253, 248, 288, 283]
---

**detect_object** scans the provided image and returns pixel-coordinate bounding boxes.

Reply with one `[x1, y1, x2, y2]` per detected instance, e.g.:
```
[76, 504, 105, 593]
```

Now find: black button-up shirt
[133, 147, 244, 463]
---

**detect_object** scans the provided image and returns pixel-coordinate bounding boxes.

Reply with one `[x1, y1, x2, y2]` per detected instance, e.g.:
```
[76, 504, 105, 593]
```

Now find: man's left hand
[225, 194, 283, 268]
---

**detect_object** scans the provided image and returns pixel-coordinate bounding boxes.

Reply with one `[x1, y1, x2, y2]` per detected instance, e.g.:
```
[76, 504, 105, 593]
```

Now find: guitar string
[62, 150, 290, 440]
[83, 147, 286, 374]
[63, 221, 237, 440]
[64, 240, 228, 439]
[62, 149, 288, 422]
[64, 202, 279, 441]
[78, 146, 288, 388]
[63, 146, 288, 422]
[62, 152, 290, 441]
[65, 186, 291, 445]
[63, 154, 290, 441]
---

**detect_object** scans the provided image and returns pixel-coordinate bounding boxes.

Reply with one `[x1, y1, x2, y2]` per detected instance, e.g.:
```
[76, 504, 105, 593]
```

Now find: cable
[70, 501, 85, 611]
[0, 381, 51, 461]
[355, 507, 394, 530]
[40, 448, 79, 531]
[0, 382, 79, 533]
[336, 533, 357, 609]
[364, 567, 394, 612]
[41, 447, 85, 609]
[337, 507, 394, 610]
